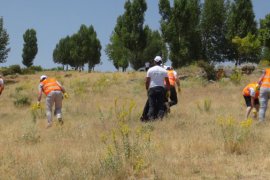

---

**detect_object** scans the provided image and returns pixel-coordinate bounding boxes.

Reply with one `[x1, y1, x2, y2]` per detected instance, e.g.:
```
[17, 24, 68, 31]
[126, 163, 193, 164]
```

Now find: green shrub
[197, 60, 216, 80]
[230, 69, 242, 85]
[29, 65, 43, 71]
[9, 65, 22, 74]
[21, 68, 35, 75]
[14, 96, 31, 107]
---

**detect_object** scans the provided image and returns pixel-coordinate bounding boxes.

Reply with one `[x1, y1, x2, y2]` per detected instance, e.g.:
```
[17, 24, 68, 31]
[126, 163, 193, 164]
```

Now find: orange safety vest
[261, 69, 270, 88]
[40, 78, 61, 96]
[242, 83, 259, 98]
[167, 70, 176, 86]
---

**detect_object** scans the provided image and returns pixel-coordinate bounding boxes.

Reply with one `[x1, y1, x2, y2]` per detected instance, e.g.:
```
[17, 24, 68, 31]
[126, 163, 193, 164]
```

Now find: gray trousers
[259, 87, 270, 121]
[46, 91, 63, 123]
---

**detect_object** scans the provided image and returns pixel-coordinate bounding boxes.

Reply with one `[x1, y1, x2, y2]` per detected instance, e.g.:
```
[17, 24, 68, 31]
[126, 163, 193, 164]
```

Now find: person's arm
[145, 77, 150, 90]
[56, 81, 66, 93]
[0, 85, 4, 95]
[164, 77, 170, 91]
[37, 85, 43, 102]
[258, 70, 266, 85]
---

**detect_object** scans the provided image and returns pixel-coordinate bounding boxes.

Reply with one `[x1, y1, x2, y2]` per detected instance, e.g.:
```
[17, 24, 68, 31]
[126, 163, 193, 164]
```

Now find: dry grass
[1, 69, 270, 179]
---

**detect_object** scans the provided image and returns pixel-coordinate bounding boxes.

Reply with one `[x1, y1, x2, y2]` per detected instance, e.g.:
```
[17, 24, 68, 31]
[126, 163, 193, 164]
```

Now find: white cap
[40, 75, 47, 81]
[154, 56, 162, 62]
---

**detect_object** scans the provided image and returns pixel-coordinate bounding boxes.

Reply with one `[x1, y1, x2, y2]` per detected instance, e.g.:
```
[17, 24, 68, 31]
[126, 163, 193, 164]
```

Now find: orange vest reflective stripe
[40, 78, 61, 96]
[261, 69, 270, 88]
[167, 70, 176, 86]
[242, 83, 259, 98]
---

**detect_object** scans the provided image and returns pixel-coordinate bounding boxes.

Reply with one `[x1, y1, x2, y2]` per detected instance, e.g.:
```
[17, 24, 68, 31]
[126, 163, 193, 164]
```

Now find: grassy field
[1, 68, 270, 179]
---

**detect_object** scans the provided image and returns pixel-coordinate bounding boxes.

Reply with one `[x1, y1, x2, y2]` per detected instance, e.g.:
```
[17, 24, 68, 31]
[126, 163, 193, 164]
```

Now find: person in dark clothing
[144, 56, 170, 120]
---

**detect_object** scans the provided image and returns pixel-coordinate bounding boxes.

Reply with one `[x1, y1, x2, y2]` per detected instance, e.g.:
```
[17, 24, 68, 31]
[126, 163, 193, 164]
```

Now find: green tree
[259, 14, 270, 48]
[226, 0, 257, 64]
[200, 0, 229, 62]
[53, 36, 73, 70]
[232, 33, 261, 63]
[119, 0, 148, 70]
[22, 29, 38, 67]
[142, 26, 168, 65]
[105, 32, 130, 71]
[0, 17, 10, 63]
[159, 0, 201, 68]
[53, 25, 101, 72]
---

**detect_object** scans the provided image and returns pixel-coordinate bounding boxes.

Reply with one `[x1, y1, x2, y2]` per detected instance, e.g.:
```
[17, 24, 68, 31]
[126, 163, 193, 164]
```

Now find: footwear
[46, 123, 52, 129]
[165, 102, 170, 113]
[58, 118, 64, 125]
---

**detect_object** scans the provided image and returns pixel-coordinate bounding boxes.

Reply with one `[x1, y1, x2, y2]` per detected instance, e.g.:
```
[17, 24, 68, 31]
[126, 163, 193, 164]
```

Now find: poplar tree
[0, 17, 10, 63]
[226, 0, 257, 64]
[22, 29, 38, 67]
[200, 0, 229, 62]
[159, 0, 201, 67]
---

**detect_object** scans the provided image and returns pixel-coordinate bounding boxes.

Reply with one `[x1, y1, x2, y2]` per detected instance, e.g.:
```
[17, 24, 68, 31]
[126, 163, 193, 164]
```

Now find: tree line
[1, 0, 270, 72]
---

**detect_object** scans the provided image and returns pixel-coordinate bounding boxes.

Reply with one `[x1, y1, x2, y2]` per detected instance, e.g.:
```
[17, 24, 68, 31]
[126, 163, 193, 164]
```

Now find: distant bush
[259, 59, 270, 67]
[197, 60, 216, 81]
[47, 66, 64, 71]
[0, 65, 22, 76]
[9, 65, 22, 74]
[21, 68, 35, 74]
[29, 65, 43, 71]
[230, 69, 242, 85]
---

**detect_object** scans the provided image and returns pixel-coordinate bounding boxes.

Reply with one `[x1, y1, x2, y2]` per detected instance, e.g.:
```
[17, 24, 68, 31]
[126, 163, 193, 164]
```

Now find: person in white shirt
[0, 75, 4, 96]
[145, 56, 170, 120]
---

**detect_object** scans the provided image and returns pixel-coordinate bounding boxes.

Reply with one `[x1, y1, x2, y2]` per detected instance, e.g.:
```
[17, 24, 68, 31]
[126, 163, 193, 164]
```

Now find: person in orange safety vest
[242, 83, 260, 119]
[0, 75, 4, 96]
[258, 68, 270, 122]
[164, 66, 181, 112]
[37, 75, 68, 128]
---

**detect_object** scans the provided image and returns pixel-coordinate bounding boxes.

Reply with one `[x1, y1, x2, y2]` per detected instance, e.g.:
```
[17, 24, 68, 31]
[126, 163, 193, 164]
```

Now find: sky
[0, 0, 270, 72]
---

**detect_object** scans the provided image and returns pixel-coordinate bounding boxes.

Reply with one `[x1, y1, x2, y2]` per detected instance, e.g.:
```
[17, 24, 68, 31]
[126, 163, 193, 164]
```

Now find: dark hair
[156, 61, 162, 65]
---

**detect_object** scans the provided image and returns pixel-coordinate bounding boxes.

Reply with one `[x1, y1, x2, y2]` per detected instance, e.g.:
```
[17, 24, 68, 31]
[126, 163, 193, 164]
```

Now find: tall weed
[217, 116, 253, 154]
[99, 100, 153, 178]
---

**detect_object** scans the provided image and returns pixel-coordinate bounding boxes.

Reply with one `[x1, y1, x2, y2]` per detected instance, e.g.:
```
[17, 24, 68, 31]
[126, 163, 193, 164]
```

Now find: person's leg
[156, 87, 166, 119]
[141, 99, 149, 121]
[243, 96, 252, 119]
[46, 92, 54, 127]
[169, 86, 178, 107]
[147, 88, 156, 120]
[259, 88, 268, 122]
[54, 91, 63, 124]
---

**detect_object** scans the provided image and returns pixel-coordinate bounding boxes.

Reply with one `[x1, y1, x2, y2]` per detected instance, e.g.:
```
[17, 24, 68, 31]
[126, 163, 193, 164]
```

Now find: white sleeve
[249, 88, 255, 97]
[0, 79, 3, 85]
[146, 70, 150, 77]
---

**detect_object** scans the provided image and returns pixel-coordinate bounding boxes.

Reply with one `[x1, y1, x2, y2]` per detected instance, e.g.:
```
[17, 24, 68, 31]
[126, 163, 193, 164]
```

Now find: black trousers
[169, 86, 178, 107]
[142, 86, 166, 121]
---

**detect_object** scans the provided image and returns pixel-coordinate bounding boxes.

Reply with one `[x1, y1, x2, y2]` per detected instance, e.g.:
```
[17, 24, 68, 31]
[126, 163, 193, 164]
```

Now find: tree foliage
[159, 0, 201, 68]
[0, 17, 10, 63]
[106, 0, 167, 71]
[200, 0, 229, 62]
[226, 0, 257, 63]
[22, 29, 38, 67]
[259, 13, 270, 48]
[53, 25, 101, 72]
[232, 33, 261, 63]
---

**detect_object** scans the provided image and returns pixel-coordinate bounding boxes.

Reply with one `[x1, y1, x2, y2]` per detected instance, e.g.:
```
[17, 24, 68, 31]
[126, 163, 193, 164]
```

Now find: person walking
[258, 68, 270, 122]
[242, 82, 260, 119]
[37, 75, 68, 128]
[0, 75, 4, 96]
[145, 56, 170, 120]
[165, 66, 181, 109]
